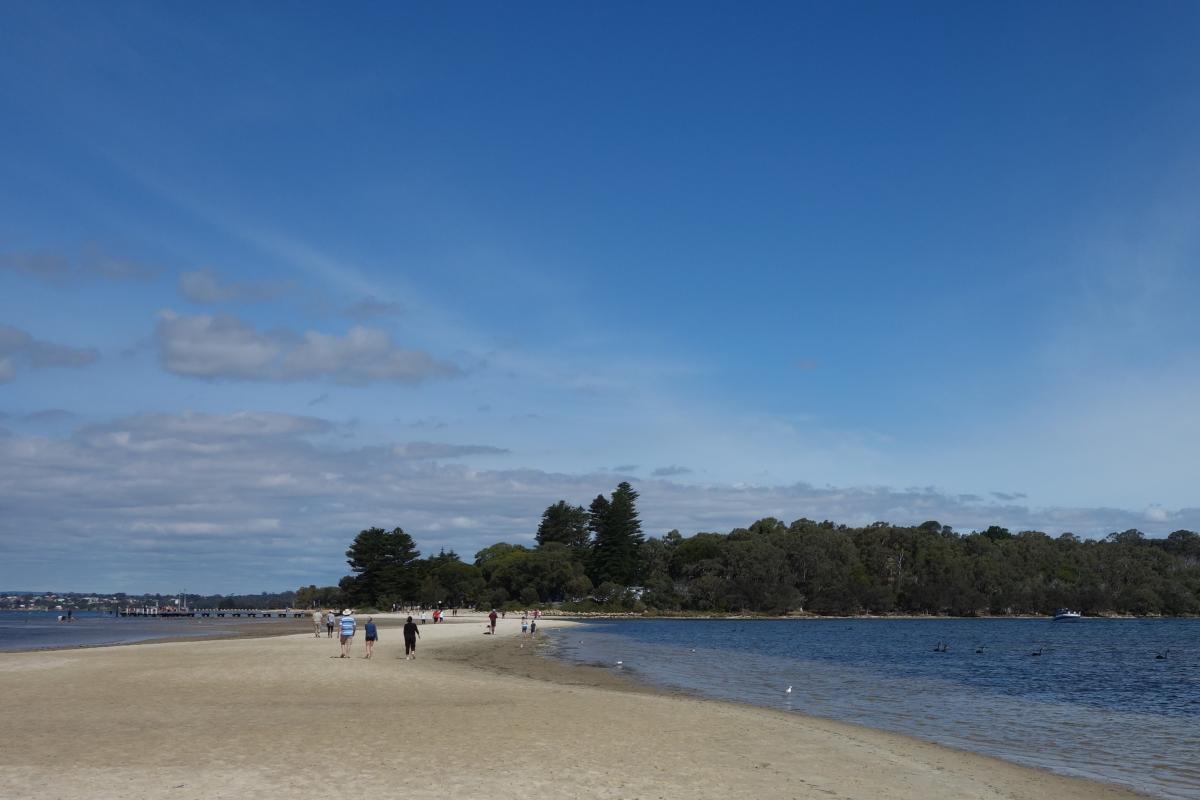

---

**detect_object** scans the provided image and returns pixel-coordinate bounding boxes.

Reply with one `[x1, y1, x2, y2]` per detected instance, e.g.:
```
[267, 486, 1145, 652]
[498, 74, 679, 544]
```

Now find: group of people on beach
[520, 609, 540, 639]
[482, 608, 541, 638]
[312, 608, 421, 659]
[310, 607, 545, 658]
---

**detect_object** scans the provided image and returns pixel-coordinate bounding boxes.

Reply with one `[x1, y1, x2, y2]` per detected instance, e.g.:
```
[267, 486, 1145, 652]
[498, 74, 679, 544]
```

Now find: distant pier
[119, 607, 307, 619]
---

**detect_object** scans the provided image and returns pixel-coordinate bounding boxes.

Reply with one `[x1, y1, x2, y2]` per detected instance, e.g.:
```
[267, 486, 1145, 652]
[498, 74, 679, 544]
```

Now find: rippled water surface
[548, 618, 1200, 799]
[0, 610, 287, 651]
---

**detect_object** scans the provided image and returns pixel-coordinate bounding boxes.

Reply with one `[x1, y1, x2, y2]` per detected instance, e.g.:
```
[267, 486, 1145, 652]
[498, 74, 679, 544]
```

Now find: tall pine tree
[344, 526, 421, 606]
[590, 482, 644, 585]
[536, 500, 590, 551]
[586, 493, 610, 584]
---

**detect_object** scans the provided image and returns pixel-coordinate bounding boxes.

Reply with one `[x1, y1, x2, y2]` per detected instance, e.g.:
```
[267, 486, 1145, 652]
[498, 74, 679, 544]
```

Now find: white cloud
[391, 442, 509, 460]
[0, 324, 99, 382]
[0, 410, 1195, 593]
[1145, 506, 1170, 523]
[281, 327, 457, 384]
[155, 311, 459, 385]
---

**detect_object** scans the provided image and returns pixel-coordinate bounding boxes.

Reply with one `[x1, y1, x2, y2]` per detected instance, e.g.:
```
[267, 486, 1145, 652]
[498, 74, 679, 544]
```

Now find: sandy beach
[0, 613, 1147, 800]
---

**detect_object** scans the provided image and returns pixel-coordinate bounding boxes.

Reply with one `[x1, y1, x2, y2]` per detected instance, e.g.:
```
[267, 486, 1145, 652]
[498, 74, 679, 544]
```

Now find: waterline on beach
[545, 618, 1200, 800]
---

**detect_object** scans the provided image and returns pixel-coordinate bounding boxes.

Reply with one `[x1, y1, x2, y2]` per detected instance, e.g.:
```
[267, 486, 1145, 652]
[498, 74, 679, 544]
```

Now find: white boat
[1052, 608, 1082, 621]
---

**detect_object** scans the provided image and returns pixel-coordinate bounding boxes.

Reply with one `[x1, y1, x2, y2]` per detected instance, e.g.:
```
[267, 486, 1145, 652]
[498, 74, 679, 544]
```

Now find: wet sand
[0, 613, 1149, 800]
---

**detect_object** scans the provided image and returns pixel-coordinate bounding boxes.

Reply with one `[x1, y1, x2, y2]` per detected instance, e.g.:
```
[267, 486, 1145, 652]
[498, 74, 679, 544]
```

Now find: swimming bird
[975, 646, 984, 654]
[932, 642, 948, 653]
[1031, 647, 1043, 657]
[616, 660, 623, 666]
[786, 685, 793, 694]
[1156, 650, 1168, 660]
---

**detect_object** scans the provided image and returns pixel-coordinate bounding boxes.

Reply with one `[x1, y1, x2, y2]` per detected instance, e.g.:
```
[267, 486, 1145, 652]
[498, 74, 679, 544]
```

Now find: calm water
[0, 610, 293, 651]
[547, 618, 1200, 800]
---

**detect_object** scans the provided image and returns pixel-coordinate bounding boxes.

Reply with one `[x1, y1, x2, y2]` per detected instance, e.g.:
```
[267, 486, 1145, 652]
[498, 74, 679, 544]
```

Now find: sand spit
[0, 613, 1147, 800]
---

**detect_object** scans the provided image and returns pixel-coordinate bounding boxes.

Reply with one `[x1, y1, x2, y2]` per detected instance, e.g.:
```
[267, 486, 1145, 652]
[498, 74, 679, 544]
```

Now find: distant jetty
[120, 606, 306, 619]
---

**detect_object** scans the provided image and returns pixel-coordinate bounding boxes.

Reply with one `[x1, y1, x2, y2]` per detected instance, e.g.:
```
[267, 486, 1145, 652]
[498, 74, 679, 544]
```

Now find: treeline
[300, 482, 1200, 616]
[191, 591, 298, 609]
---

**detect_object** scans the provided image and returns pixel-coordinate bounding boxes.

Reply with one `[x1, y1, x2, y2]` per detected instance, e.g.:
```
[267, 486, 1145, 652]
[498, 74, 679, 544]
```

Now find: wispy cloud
[178, 267, 290, 304]
[652, 464, 693, 477]
[344, 296, 403, 321]
[406, 417, 448, 430]
[22, 409, 78, 424]
[0, 324, 99, 382]
[0, 410, 1195, 592]
[0, 245, 160, 285]
[391, 441, 509, 460]
[155, 311, 460, 385]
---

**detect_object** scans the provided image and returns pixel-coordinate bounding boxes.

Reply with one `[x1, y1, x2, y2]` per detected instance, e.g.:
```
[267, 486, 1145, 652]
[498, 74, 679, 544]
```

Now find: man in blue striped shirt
[338, 609, 356, 658]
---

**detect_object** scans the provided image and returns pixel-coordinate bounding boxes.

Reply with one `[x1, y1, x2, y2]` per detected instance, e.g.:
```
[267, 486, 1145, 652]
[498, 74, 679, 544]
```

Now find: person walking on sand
[363, 616, 378, 659]
[403, 616, 420, 660]
[325, 610, 336, 638]
[488, 608, 498, 635]
[312, 609, 322, 638]
[338, 609, 356, 658]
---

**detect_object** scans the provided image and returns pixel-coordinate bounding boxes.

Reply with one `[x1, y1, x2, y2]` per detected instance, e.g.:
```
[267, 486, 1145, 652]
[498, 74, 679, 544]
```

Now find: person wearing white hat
[338, 609, 356, 658]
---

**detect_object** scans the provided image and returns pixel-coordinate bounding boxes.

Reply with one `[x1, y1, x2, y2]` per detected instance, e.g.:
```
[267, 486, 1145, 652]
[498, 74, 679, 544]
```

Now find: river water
[0, 610, 299, 651]
[546, 618, 1200, 799]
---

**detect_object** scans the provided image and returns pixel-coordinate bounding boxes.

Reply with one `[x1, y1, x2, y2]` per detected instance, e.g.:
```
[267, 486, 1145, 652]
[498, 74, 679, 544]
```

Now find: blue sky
[2, 2, 1199, 592]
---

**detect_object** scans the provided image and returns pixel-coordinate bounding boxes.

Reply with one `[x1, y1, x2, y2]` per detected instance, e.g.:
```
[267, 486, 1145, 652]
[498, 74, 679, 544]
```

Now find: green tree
[345, 526, 421, 607]
[295, 584, 344, 609]
[431, 560, 486, 607]
[536, 501, 591, 551]
[564, 574, 593, 600]
[486, 543, 589, 603]
[723, 538, 799, 613]
[590, 482, 644, 585]
[418, 575, 446, 607]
